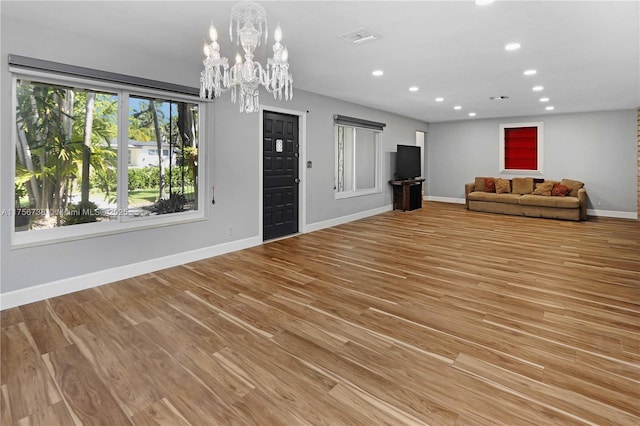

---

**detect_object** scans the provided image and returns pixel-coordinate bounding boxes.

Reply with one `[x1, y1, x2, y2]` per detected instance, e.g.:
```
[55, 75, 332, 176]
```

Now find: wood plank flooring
[1, 202, 639, 425]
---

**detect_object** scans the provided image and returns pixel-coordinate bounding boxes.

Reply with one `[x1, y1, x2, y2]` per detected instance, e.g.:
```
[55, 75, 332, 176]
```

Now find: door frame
[259, 105, 307, 242]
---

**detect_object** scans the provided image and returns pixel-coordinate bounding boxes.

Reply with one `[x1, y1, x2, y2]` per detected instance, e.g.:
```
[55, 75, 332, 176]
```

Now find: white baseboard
[4, 203, 635, 310]
[0, 236, 261, 310]
[587, 209, 638, 220]
[425, 196, 466, 204]
[1, 205, 395, 310]
[305, 205, 393, 233]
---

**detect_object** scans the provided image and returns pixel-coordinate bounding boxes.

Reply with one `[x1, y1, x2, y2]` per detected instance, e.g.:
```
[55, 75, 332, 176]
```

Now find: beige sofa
[465, 177, 587, 221]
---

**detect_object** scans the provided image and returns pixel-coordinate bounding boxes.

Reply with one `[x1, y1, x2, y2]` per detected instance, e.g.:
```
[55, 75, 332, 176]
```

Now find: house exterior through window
[11, 69, 204, 246]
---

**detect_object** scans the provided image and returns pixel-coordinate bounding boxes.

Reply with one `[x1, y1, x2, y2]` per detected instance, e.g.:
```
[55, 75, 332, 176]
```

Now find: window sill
[499, 169, 544, 176]
[10, 211, 206, 249]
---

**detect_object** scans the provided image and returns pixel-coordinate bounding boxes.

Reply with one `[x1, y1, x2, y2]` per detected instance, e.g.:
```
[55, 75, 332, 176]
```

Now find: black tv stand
[389, 178, 425, 211]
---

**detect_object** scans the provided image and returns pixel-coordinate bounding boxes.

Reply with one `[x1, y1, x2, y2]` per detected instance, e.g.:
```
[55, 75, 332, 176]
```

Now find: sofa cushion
[468, 192, 521, 204]
[518, 194, 580, 208]
[532, 181, 555, 196]
[484, 178, 496, 193]
[560, 178, 584, 197]
[551, 183, 572, 197]
[512, 177, 534, 194]
[474, 177, 487, 192]
[495, 178, 511, 193]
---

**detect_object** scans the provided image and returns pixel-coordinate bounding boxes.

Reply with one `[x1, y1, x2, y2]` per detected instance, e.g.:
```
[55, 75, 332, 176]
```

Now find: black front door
[263, 111, 299, 241]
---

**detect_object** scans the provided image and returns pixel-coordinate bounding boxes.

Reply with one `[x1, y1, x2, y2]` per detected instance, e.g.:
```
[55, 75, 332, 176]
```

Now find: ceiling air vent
[339, 27, 379, 44]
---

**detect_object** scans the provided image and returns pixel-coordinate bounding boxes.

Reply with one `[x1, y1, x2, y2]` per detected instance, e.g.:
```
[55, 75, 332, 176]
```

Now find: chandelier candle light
[200, 1, 293, 113]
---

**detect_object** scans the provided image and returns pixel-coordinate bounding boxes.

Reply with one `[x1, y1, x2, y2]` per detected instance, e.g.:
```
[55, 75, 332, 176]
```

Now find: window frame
[499, 121, 544, 175]
[334, 124, 382, 199]
[10, 68, 206, 248]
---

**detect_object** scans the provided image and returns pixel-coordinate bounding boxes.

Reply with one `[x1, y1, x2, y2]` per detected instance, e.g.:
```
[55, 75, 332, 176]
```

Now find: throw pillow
[495, 178, 511, 194]
[474, 177, 487, 192]
[512, 177, 534, 194]
[560, 178, 584, 197]
[484, 178, 496, 193]
[551, 183, 572, 197]
[532, 181, 554, 196]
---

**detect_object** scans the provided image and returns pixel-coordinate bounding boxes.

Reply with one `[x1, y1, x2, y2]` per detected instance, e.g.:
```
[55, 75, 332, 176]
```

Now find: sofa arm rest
[464, 182, 475, 209]
[577, 188, 587, 220]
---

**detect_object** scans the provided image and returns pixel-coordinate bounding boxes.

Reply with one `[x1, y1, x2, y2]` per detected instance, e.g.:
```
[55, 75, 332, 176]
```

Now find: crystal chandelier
[199, 1, 293, 113]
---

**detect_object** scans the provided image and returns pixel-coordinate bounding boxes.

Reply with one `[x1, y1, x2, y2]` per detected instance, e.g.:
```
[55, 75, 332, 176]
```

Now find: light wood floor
[2, 202, 639, 425]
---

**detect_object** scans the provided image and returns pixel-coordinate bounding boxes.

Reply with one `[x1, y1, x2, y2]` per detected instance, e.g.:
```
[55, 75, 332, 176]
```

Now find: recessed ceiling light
[372, 70, 384, 77]
[435, 97, 444, 102]
[505, 42, 521, 51]
[524, 69, 537, 76]
[539, 97, 550, 102]
[409, 86, 419, 92]
[454, 105, 462, 110]
[545, 106, 555, 111]
[468, 112, 477, 117]
[532, 85, 544, 91]
[475, 0, 495, 5]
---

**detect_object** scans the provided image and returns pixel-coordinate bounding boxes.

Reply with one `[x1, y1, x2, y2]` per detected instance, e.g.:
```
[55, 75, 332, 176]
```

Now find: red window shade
[504, 127, 537, 170]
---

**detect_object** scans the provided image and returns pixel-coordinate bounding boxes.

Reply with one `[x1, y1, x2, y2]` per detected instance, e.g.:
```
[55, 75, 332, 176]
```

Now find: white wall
[426, 109, 638, 214]
[0, 12, 428, 298]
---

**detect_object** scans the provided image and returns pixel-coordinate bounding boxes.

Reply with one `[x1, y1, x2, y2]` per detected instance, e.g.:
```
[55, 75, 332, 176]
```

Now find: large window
[500, 122, 543, 174]
[334, 125, 381, 198]
[127, 96, 199, 216]
[11, 73, 203, 245]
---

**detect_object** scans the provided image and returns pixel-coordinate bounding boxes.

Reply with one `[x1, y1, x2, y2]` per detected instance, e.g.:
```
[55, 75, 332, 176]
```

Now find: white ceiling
[3, 1, 639, 123]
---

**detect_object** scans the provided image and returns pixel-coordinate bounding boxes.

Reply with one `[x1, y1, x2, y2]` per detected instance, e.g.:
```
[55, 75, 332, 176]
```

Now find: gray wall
[0, 13, 427, 294]
[265, 90, 428, 223]
[5, 5, 635, 298]
[426, 109, 638, 213]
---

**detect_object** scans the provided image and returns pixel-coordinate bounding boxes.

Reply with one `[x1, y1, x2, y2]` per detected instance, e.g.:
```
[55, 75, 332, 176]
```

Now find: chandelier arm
[262, 69, 292, 94]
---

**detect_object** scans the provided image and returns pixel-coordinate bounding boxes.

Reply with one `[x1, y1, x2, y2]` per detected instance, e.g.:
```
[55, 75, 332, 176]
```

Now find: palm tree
[148, 101, 166, 200]
[15, 81, 117, 228]
[175, 103, 198, 200]
[80, 91, 96, 203]
[130, 97, 167, 201]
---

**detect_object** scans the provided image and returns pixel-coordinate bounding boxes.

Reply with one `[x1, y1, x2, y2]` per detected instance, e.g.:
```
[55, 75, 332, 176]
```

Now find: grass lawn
[127, 189, 159, 206]
[128, 190, 196, 205]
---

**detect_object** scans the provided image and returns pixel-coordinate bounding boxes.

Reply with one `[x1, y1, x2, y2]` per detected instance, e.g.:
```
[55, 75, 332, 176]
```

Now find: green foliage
[91, 168, 117, 203]
[15, 183, 27, 207]
[126, 165, 194, 192]
[62, 200, 101, 225]
[15, 80, 198, 228]
[127, 166, 158, 191]
[129, 98, 163, 142]
[167, 166, 195, 191]
[148, 192, 187, 214]
[127, 189, 159, 205]
[15, 81, 117, 214]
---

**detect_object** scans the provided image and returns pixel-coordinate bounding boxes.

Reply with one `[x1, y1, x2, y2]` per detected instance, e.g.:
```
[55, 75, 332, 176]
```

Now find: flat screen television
[395, 144, 421, 180]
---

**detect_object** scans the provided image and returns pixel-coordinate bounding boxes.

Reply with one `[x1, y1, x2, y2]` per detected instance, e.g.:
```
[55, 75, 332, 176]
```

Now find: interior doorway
[416, 131, 426, 194]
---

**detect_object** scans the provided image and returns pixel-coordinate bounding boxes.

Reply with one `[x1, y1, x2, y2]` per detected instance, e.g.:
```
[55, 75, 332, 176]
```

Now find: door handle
[294, 178, 300, 184]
